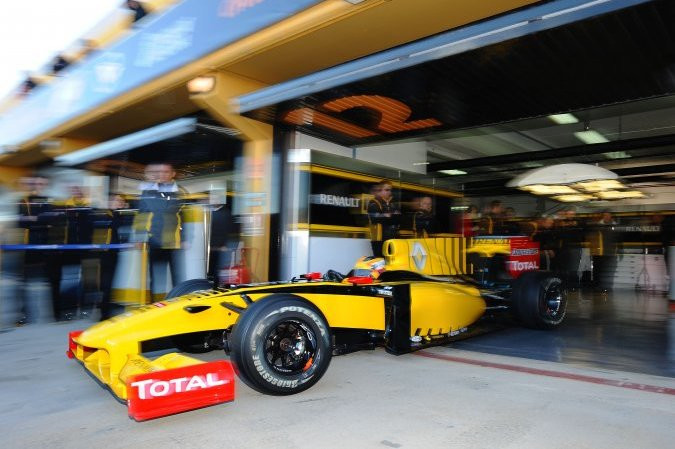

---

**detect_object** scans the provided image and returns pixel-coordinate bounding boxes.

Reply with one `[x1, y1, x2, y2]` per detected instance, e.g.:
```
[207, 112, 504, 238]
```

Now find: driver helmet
[352, 256, 386, 279]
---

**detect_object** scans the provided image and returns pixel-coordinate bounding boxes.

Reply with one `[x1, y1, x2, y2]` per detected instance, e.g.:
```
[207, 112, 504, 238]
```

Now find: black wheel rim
[542, 282, 564, 319]
[264, 319, 317, 375]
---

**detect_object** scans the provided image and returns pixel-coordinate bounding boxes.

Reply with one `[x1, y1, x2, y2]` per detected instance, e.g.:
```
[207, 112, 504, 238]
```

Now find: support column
[189, 72, 273, 281]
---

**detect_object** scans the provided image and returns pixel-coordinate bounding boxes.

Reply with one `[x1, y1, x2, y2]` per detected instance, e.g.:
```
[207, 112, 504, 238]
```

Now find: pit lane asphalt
[1, 320, 674, 449]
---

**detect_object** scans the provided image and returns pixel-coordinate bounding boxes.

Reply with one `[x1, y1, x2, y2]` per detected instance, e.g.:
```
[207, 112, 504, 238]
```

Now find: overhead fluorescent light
[440, 169, 467, 175]
[55, 117, 197, 166]
[603, 151, 631, 160]
[521, 184, 579, 195]
[596, 190, 645, 200]
[574, 130, 609, 144]
[548, 113, 579, 124]
[552, 194, 595, 202]
[574, 179, 625, 192]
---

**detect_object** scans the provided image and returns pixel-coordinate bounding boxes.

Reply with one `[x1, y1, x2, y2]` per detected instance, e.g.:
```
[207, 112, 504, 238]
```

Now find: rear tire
[229, 294, 332, 395]
[166, 279, 215, 353]
[512, 271, 566, 329]
[166, 278, 213, 299]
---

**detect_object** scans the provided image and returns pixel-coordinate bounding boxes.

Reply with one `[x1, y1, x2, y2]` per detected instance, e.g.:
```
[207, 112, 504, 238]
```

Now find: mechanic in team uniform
[57, 185, 94, 320]
[411, 195, 439, 238]
[367, 180, 401, 257]
[133, 163, 189, 300]
[90, 194, 133, 320]
[16, 175, 65, 322]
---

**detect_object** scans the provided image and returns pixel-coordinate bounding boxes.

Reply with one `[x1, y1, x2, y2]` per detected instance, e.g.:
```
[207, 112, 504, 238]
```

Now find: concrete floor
[453, 289, 675, 377]
[1, 290, 674, 449]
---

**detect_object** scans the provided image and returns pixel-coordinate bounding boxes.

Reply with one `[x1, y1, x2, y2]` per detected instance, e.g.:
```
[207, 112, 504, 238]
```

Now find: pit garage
[0, 0, 674, 446]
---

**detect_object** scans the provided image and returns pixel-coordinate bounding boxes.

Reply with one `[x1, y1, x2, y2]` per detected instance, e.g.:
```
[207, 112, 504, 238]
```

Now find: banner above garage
[0, 0, 322, 149]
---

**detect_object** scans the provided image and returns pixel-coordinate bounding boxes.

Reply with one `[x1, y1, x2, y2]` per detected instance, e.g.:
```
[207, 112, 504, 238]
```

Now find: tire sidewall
[537, 275, 565, 327]
[232, 296, 331, 395]
[513, 271, 566, 329]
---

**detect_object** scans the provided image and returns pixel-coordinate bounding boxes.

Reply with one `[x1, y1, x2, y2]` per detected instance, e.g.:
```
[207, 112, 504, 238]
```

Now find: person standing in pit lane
[412, 195, 439, 238]
[367, 180, 401, 257]
[133, 163, 189, 301]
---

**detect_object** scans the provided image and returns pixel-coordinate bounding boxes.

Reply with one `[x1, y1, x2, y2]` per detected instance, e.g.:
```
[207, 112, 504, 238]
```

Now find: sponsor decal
[511, 248, 539, 256]
[449, 327, 468, 337]
[93, 52, 126, 93]
[153, 302, 167, 308]
[411, 242, 428, 271]
[127, 361, 235, 421]
[283, 95, 441, 139]
[614, 225, 660, 232]
[507, 237, 540, 278]
[310, 194, 361, 208]
[219, 0, 265, 17]
[506, 260, 539, 271]
[131, 373, 229, 399]
[473, 238, 509, 245]
[374, 287, 393, 297]
[135, 18, 196, 68]
[253, 355, 300, 388]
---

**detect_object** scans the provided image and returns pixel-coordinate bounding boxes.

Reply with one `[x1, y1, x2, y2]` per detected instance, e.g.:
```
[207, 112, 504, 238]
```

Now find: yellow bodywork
[409, 282, 485, 336]
[72, 284, 389, 400]
[72, 237, 489, 401]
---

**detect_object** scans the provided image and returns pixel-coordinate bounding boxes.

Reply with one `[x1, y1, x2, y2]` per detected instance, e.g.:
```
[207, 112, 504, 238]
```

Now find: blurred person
[208, 202, 241, 284]
[661, 214, 675, 300]
[555, 207, 584, 289]
[412, 195, 439, 238]
[93, 194, 130, 320]
[57, 184, 94, 319]
[590, 210, 617, 291]
[127, 0, 148, 23]
[461, 204, 479, 237]
[51, 55, 70, 75]
[367, 180, 400, 257]
[503, 206, 521, 235]
[478, 200, 505, 235]
[18, 77, 37, 96]
[16, 175, 64, 322]
[133, 163, 189, 300]
[533, 215, 558, 271]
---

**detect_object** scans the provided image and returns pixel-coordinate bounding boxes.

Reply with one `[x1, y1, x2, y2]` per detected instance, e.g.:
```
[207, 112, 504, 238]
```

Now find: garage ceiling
[244, 0, 675, 196]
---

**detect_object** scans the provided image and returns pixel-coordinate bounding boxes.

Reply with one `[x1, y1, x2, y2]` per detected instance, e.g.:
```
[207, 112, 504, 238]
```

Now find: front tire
[229, 294, 332, 395]
[512, 271, 566, 329]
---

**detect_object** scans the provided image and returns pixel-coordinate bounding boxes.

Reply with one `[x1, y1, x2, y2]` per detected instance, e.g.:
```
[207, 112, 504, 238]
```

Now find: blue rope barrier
[0, 244, 135, 251]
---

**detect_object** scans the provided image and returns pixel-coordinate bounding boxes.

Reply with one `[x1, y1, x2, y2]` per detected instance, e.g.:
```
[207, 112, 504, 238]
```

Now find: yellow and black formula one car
[68, 236, 565, 420]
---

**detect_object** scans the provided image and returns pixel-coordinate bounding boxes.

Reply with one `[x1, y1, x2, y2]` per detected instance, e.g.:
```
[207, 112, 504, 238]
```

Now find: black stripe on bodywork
[223, 283, 387, 298]
[384, 284, 412, 355]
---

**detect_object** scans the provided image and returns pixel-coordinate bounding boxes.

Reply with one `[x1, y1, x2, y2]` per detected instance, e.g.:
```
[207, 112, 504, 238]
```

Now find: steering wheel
[324, 269, 345, 282]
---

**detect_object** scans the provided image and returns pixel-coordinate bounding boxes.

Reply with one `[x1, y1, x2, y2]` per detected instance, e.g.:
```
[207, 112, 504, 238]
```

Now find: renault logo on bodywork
[411, 242, 427, 271]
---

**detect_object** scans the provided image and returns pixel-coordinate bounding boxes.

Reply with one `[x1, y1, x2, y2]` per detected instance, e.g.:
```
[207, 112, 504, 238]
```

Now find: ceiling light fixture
[440, 169, 467, 175]
[552, 194, 595, 202]
[548, 113, 579, 124]
[603, 151, 631, 160]
[596, 190, 646, 200]
[187, 76, 216, 94]
[574, 179, 625, 192]
[574, 129, 609, 144]
[521, 184, 579, 195]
